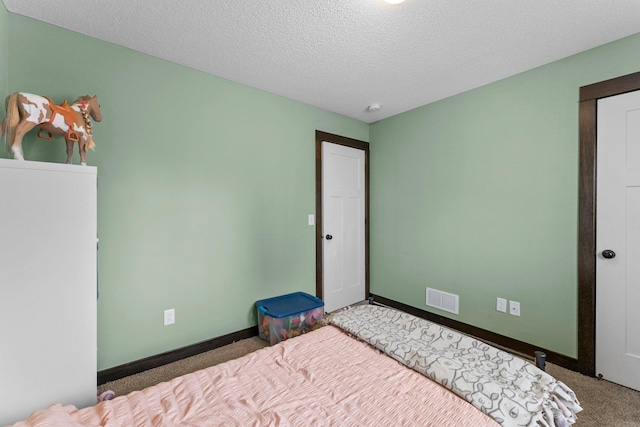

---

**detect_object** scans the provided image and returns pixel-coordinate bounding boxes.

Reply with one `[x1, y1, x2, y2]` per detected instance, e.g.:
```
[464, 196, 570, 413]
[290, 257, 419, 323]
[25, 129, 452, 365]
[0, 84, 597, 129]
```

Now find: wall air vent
[426, 287, 459, 315]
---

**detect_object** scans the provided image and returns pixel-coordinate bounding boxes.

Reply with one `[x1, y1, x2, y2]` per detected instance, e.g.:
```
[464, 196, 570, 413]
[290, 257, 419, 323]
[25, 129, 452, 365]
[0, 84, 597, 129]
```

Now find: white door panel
[627, 188, 640, 358]
[322, 142, 365, 312]
[596, 90, 640, 391]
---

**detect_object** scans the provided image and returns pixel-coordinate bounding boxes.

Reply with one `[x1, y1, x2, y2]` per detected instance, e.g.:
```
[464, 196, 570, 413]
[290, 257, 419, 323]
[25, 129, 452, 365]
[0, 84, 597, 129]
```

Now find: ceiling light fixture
[367, 103, 381, 112]
[384, 0, 406, 4]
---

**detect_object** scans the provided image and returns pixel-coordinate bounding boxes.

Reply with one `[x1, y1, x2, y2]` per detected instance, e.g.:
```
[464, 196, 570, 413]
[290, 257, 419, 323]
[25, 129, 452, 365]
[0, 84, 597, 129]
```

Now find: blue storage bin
[256, 292, 325, 345]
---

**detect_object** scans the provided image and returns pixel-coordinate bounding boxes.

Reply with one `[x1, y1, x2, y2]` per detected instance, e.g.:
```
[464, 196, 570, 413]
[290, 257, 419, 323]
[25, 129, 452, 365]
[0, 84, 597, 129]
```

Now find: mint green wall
[7, 7, 640, 368]
[0, 2, 7, 143]
[5, 14, 368, 370]
[370, 32, 640, 358]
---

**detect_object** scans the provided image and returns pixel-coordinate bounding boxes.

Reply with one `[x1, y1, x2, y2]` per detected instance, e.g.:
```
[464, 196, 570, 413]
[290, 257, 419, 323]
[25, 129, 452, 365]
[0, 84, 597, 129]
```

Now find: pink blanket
[329, 305, 582, 427]
[11, 326, 498, 426]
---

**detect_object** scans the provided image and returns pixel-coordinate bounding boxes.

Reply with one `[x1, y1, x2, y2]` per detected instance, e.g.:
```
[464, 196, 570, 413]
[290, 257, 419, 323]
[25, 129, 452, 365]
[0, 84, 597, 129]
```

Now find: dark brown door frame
[315, 130, 370, 301]
[578, 71, 640, 376]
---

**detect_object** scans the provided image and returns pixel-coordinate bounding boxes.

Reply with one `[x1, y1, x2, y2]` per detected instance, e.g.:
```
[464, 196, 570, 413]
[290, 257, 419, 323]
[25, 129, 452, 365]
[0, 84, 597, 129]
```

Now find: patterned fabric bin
[256, 292, 325, 345]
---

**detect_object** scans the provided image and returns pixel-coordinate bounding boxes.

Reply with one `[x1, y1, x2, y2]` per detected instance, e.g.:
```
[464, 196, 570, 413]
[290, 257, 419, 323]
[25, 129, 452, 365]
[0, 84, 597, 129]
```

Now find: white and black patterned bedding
[329, 305, 582, 427]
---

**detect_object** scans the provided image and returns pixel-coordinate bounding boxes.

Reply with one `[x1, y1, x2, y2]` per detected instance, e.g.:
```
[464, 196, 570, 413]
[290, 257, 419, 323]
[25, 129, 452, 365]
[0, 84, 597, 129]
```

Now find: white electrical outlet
[164, 309, 175, 325]
[308, 214, 315, 226]
[509, 301, 521, 316]
[496, 297, 507, 313]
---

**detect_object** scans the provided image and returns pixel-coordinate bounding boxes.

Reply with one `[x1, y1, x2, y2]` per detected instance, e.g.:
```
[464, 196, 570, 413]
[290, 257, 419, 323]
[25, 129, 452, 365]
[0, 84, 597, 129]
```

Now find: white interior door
[322, 141, 365, 312]
[596, 89, 640, 391]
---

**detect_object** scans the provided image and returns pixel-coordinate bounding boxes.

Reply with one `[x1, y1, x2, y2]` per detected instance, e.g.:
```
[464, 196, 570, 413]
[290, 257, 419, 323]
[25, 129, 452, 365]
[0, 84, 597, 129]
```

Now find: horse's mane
[72, 95, 93, 105]
[69, 95, 98, 150]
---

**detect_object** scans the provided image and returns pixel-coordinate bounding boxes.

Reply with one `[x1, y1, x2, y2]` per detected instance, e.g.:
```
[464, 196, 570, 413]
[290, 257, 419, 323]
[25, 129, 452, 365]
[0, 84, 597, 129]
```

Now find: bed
[9, 305, 582, 427]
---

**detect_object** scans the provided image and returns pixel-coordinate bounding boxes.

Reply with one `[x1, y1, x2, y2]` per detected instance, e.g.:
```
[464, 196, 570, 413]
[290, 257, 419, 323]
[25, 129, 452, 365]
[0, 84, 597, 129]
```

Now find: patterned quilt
[329, 305, 582, 427]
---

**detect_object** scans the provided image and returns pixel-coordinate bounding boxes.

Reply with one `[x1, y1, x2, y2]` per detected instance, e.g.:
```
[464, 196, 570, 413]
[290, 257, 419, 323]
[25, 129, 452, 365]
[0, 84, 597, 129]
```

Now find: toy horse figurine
[0, 92, 102, 165]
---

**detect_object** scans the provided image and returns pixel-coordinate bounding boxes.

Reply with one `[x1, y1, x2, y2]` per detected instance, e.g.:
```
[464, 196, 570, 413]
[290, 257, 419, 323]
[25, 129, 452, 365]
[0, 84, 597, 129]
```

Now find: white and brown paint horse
[0, 92, 102, 165]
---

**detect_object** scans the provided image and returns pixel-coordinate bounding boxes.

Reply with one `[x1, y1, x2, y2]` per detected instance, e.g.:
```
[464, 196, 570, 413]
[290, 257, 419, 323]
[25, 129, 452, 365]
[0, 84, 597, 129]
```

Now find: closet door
[596, 90, 640, 391]
[0, 159, 97, 425]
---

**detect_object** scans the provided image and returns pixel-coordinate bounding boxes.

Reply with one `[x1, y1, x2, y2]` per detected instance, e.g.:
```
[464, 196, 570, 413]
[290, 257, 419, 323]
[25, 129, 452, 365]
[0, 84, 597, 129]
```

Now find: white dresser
[0, 159, 97, 425]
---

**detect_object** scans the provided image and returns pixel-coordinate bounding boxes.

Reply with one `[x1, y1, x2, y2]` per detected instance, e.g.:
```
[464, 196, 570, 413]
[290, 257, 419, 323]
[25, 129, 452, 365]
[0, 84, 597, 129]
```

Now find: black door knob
[602, 250, 616, 259]
[325, 234, 333, 240]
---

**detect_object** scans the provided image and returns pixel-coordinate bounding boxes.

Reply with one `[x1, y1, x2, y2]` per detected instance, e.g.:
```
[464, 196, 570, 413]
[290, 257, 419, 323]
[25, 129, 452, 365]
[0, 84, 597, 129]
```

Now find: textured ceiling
[3, 0, 640, 123]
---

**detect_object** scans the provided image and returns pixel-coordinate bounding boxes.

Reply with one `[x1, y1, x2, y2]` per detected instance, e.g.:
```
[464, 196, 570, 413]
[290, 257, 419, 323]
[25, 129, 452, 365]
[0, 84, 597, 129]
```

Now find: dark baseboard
[97, 326, 259, 385]
[98, 296, 580, 384]
[369, 294, 579, 372]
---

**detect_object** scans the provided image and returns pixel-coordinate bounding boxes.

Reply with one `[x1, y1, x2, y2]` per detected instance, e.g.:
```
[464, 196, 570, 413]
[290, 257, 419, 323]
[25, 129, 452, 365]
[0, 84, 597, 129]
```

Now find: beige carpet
[98, 336, 640, 426]
[545, 363, 640, 426]
[98, 336, 269, 397]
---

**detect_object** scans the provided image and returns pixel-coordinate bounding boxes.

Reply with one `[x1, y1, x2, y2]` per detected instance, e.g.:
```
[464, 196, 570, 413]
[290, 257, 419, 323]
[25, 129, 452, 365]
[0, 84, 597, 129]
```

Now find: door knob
[602, 249, 616, 259]
[325, 234, 333, 240]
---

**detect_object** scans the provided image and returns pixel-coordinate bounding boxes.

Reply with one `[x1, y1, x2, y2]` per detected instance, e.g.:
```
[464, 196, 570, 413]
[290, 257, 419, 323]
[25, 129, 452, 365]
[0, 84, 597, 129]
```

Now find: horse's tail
[2, 92, 20, 151]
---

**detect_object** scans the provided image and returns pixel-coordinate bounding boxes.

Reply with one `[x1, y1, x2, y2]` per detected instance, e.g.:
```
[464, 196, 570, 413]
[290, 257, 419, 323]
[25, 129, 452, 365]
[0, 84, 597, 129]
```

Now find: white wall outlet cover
[509, 301, 521, 316]
[308, 214, 315, 226]
[164, 309, 175, 325]
[496, 297, 507, 312]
